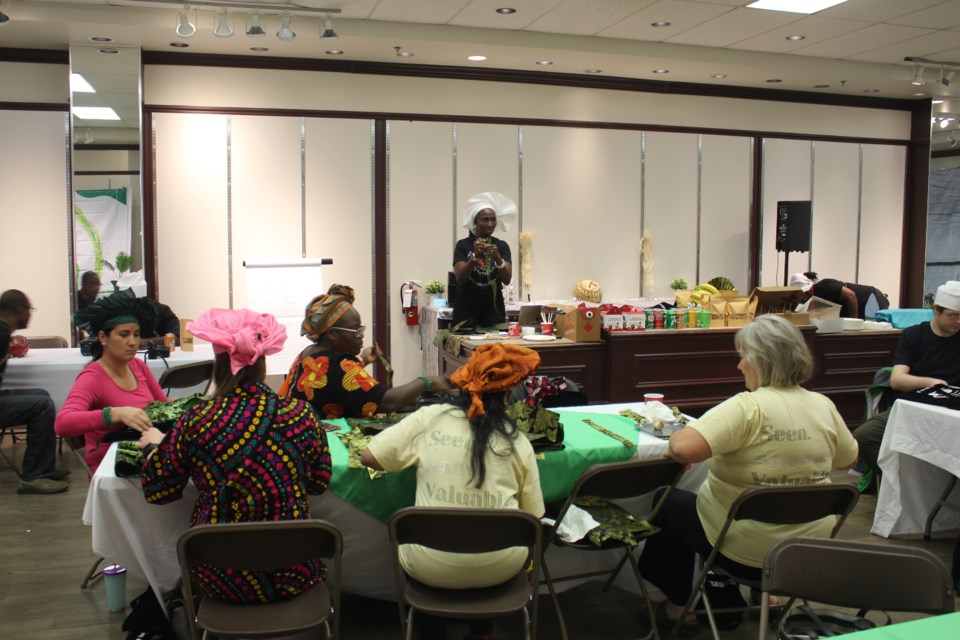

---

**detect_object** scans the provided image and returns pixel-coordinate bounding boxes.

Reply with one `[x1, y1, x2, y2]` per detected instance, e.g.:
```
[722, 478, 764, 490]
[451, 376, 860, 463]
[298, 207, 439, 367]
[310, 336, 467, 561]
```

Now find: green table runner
[326, 410, 640, 523]
[834, 612, 960, 639]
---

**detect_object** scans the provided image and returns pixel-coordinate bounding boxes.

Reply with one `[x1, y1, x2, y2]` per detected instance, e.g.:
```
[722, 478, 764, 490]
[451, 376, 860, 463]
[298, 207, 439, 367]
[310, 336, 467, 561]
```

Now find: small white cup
[520, 326, 536, 337]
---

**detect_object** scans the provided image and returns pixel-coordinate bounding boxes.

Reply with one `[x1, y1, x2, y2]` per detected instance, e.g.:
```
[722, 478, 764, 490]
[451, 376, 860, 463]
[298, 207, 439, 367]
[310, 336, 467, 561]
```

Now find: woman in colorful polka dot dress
[139, 308, 332, 604]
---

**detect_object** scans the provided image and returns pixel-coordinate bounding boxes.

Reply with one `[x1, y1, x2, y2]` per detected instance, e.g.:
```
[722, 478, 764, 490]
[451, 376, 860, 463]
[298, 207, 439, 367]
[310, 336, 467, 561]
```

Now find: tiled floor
[0, 437, 955, 639]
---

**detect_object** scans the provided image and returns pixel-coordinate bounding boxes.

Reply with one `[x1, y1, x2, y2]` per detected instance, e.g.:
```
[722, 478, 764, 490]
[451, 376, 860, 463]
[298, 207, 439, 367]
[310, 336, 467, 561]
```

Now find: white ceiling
[4, 0, 960, 145]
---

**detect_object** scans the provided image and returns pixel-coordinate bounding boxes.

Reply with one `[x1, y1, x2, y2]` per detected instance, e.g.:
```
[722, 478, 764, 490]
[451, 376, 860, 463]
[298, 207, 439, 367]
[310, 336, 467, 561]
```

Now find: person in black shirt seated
[790, 272, 889, 320]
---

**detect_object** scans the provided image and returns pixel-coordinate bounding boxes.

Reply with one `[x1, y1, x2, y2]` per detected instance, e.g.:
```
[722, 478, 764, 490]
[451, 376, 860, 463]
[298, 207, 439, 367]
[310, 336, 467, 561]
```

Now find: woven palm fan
[573, 280, 602, 303]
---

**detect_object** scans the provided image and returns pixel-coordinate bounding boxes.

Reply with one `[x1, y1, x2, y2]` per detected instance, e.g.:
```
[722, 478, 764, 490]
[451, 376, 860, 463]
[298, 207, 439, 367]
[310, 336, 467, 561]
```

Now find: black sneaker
[17, 478, 69, 494]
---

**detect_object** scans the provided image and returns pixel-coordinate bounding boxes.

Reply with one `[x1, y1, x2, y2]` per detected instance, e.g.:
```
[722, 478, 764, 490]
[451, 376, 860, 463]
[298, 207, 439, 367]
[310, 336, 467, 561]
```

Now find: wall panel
[644, 131, 699, 298]
[699, 135, 752, 293]
[761, 139, 812, 286]
[860, 144, 906, 305]
[811, 141, 860, 283]
[523, 126, 643, 300]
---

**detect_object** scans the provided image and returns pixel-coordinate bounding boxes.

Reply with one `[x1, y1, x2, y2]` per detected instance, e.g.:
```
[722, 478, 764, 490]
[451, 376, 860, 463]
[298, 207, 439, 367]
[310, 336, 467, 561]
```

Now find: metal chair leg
[924, 475, 958, 541]
[540, 557, 569, 640]
[81, 556, 104, 589]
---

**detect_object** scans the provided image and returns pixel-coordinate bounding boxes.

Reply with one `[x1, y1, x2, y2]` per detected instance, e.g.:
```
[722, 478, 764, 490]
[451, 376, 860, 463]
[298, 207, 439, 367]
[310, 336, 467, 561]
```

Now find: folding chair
[541, 458, 685, 640]
[675, 483, 860, 640]
[25, 335, 69, 349]
[157, 360, 215, 398]
[759, 536, 955, 640]
[177, 520, 342, 640]
[389, 507, 542, 640]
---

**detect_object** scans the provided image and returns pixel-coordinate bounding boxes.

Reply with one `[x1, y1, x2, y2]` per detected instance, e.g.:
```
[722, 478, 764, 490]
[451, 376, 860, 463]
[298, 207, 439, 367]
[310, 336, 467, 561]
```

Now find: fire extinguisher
[401, 280, 421, 326]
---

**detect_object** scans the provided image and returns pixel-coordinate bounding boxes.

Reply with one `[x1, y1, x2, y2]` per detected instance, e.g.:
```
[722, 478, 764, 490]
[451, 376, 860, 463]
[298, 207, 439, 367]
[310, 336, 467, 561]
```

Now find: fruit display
[690, 281, 718, 304]
[707, 276, 735, 291]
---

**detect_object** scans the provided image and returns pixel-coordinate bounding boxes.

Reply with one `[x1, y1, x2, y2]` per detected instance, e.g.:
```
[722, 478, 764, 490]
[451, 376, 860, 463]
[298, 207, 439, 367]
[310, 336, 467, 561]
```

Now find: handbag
[778, 604, 891, 639]
[696, 570, 747, 630]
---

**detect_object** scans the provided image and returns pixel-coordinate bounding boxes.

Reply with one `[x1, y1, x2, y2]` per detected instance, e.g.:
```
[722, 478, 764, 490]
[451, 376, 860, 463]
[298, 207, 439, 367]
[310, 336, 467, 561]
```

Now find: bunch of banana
[690, 282, 719, 305]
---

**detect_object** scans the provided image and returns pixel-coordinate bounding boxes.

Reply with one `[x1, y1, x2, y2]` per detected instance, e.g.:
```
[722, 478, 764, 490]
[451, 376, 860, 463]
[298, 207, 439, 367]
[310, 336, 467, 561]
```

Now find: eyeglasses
[329, 325, 365, 338]
[942, 312, 960, 322]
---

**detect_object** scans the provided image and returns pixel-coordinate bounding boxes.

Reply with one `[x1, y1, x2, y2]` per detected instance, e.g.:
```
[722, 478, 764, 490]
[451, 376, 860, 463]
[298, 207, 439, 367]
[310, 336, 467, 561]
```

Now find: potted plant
[425, 279, 446, 306]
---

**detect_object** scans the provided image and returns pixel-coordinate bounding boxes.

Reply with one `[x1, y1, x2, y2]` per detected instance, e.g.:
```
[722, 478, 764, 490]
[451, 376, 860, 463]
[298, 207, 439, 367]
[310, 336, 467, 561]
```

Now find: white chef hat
[789, 273, 814, 293]
[461, 192, 518, 232]
[934, 281, 960, 310]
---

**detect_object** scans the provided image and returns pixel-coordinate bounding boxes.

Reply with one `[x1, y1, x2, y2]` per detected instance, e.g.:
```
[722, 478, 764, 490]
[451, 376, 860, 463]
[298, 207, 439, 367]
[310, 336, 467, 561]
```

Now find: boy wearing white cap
[854, 281, 960, 480]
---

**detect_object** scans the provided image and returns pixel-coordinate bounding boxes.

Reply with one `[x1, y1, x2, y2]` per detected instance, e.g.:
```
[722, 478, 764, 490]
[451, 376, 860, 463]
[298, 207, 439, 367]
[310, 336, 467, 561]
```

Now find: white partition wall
[699, 135, 752, 293]
[0, 110, 72, 339]
[644, 132, 699, 298]
[860, 144, 907, 304]
[522, 126, 644, 300]
[761, 139, 813, 286]
[811, 141, 861, 283]
[388, 121, 455, 384]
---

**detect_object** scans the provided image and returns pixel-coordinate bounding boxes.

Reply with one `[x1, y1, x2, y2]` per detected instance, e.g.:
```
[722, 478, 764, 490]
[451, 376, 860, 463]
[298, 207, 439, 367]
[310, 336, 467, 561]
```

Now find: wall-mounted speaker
[775, 200, 811, 253]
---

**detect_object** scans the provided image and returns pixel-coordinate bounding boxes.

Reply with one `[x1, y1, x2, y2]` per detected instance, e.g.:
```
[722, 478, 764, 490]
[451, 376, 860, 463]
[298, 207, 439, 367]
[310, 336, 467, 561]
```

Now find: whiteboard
[243, 259, 331, 375]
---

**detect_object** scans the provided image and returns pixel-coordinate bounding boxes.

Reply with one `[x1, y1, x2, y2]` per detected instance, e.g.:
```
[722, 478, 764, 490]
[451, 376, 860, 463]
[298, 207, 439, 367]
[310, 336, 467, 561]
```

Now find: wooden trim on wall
[749, 137, 763, 292]
[0, 48, 68, 64]
[901, 99, 932, 307]
[141, 50, 917, 113]
[74, 170, 140, 176]
[0, 101, 68, 112]
[73, 143, 139, 151]
[143, 114, 157, 299]
[373, 119, 388, 381]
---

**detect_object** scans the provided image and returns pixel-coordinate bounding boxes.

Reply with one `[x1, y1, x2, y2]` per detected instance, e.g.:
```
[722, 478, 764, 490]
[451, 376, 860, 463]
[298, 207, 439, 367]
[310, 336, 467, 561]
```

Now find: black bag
[778, 604, 891, 639]
[696, 570, 747, 631]
[122, 585, 194, 640]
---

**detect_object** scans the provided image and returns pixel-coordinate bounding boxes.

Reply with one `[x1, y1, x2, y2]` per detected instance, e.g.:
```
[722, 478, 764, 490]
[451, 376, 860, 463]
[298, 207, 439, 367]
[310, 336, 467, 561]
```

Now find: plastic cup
[540, 322, 553, 336]
[644, 393, 665, 404]
[521, 326, 536, 337]
[102, 563, 127, 612]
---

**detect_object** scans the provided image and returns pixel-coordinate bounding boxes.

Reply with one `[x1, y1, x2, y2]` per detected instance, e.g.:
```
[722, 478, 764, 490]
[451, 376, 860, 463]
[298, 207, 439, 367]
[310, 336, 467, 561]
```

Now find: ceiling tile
[732, 15, 870, 53]
[597, 0, 731, 41]
[524, 0, 655, 36]
[887, 1, 960, 29]
[846, 30, 960, 63]
[368, 0, 472, 24]
[818, 0, 945, 22]
[790, 23, 935, 58]
[448, 0, 564, 29]
[665, 7, 802, 48]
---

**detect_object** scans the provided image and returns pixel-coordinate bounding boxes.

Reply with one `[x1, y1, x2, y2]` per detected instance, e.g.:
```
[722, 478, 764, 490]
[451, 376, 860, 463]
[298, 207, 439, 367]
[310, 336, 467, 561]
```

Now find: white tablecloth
[4, 345, 215, 408]
[872, 400, 960, 537]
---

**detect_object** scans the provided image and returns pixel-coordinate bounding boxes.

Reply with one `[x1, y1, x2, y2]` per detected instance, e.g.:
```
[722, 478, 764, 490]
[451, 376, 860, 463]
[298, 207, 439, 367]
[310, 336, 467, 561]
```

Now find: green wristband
[418, 375, 433, 392]
[102, 406, 112, 426]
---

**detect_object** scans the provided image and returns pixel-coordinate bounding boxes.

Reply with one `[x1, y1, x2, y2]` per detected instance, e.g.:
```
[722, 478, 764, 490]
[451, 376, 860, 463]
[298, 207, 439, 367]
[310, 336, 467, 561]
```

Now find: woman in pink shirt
[56, 293, 167, 472]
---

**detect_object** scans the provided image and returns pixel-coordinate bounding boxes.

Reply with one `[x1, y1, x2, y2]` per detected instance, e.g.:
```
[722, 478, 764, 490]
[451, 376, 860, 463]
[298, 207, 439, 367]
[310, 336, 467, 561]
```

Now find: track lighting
[911, 64, 925, 86]
[320, 14, 338, 40]
[941, 69, 954, 88]
[213, 9, 233, 38]
[276, 13, 295, 41]
[0, 10, 8, 26]
[246, 10, 266, 37]
[176, 5, 196, 37]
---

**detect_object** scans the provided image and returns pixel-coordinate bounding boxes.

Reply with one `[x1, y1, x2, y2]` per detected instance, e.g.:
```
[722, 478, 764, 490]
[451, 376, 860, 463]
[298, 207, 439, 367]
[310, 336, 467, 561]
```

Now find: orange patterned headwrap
[301, 284, 355, 341]
[450, 343, 541, 419]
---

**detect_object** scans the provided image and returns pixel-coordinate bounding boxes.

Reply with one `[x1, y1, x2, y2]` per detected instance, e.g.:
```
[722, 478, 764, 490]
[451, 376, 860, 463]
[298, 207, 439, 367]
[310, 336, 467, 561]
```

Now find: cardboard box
[769, 312, 811, 326]
[750, 287, 806, 316]
[555, 304, 602, 342]
[179, 318, 194, 351]
[601, 314, 623, 331]
[802, 296, 842, 321]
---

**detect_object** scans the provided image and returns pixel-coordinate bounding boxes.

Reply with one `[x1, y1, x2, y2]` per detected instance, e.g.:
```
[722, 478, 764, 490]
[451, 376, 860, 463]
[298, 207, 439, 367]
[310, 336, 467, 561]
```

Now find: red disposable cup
[540, 322, 553, 336]
[644, 393, 665, 404]
[508, 322, 520, 337]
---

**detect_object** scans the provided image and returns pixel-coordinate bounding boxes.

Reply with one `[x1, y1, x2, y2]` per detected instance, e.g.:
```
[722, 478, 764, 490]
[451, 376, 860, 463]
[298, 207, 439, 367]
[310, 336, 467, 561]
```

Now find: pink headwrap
[187, 308, 287, 375]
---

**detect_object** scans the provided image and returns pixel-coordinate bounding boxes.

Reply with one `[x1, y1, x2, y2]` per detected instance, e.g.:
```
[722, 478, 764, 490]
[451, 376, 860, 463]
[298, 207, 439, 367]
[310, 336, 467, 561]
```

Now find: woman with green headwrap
[280, 284, 453, 419]
[55, 292, 168, 472]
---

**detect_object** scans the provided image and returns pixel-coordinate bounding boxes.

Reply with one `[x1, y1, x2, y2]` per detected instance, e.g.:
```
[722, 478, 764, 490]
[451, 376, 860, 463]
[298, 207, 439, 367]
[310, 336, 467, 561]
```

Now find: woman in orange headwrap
[280, 284, 452, 419]
[361, 343, 545, 640]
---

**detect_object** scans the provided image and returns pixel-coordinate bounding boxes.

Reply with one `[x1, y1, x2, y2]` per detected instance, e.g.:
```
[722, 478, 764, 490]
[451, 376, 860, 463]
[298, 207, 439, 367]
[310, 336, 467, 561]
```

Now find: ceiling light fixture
[814, 84, 829, 88]
[325, 49, 343, 55]
[73, 106, 121, 120]
[747, 0, 848, 14]
[89, 37, 113, 43]
[276, 12, 295, 41]
[941, 69, 954, 88]
[246, 10, 266, 37]
[169, 42, 189, 48]
[766, 79, 782, 83]
[651, 21, 671, 27]
[176, 5, 197, 37]
[0, 6, 8, 26]
[711, 73, 727, 79]
[99, 48, 120, 54]
[786, 34, 805, 41]
[496, 8, 517, 14]
[213, 9, 234, 37]
[250, 47, 269, 52]
[933, 99, 945, 104]
[536, 60, 553, 66]
[394, 46, 413, 58]
[468, 55, 487, 62]
[863, 89, 879, 93]
[653, 69, 669, 74]
[912, 64, 925, 86]
[319, 14, 338, 39]
[70, 73, 96, 93]
[585, 69, 602, 74]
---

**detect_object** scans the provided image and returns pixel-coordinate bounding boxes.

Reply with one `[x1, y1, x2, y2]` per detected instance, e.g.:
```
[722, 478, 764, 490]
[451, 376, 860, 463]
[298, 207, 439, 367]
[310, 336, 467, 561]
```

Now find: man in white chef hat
[854, 281, 960, 485]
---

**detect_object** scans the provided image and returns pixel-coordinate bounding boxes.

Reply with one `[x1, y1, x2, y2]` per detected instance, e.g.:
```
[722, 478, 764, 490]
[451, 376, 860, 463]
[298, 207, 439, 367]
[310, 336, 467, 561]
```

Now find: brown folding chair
[541, 458, 686, 640]
[157, 360, 215, 397]
[26, 335, 69, 349]
[389, 507, 542, 640]
[675, 483, 860, 640]
[177, 520, 342, 640]
[0, 336, 68, 452]
[759, 537, 955, 640]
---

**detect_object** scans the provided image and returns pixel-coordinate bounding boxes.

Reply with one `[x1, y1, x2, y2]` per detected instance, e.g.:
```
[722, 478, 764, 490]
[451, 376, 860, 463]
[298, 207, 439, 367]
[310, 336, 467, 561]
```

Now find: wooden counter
[438, 327, 901, 425]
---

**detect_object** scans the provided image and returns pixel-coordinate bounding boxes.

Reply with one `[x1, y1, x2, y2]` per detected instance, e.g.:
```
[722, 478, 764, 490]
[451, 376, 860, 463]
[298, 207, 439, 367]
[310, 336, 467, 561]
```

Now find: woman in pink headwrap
[139, 308, 332, 604]
[280, 284, 452, 419]
[361, 343, 545, 640]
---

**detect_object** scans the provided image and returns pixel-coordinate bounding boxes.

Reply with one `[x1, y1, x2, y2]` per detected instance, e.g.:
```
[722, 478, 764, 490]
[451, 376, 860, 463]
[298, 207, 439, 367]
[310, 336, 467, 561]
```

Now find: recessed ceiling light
[585, 69, 602, 74]
[496, 7, 517, 14]
[651, 21, 671, 27]
[933, 99, 944, 104]
[863, 89, 880, 93]
[98, 48, 120, 55]
[711, 73, 727, 79]
[536, 60, 553, 66]
[913, 92, 928, 97]
[250, 47, 269, 52]
[786, 35, 805, 41]
[468, 55, 487, 62]
[325, 49, 343, 55]
[653, 69, 669, 74]
[169, 42, 189, 48]
[398, 51, 414, 57]
[814, 84, 829, 88]
[747, 0, 848, 14]
[89, 36, 113, 43]
[766, 78, 782, 83]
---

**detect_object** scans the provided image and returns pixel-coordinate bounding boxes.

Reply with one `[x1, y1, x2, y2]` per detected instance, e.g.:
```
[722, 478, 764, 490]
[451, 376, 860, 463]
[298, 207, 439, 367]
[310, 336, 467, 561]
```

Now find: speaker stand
[781, 250, 790, 286]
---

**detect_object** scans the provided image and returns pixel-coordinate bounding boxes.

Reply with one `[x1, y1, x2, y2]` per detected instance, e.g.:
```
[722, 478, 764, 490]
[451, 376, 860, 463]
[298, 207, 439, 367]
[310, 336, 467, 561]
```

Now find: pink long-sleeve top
[55, 358, 168, 473]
